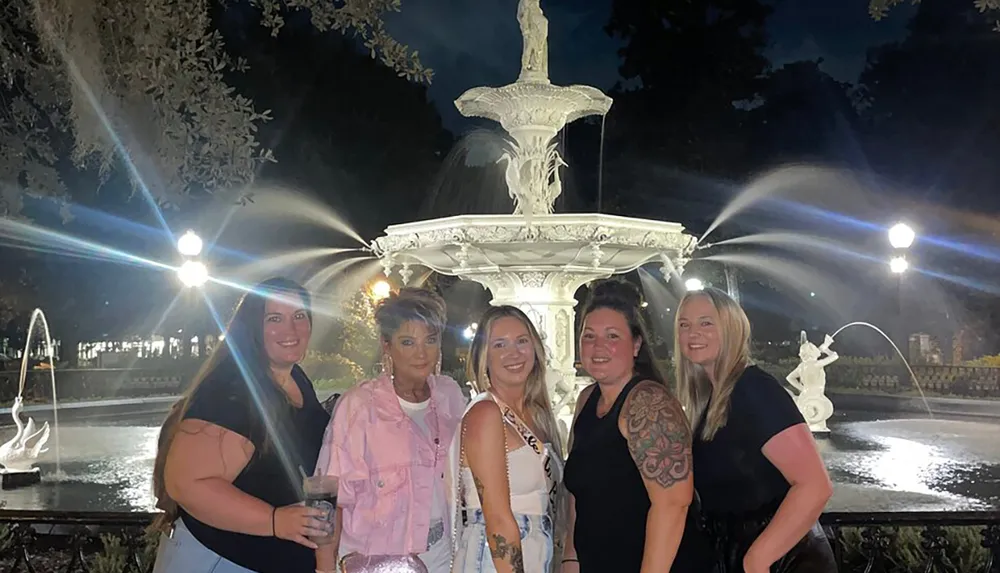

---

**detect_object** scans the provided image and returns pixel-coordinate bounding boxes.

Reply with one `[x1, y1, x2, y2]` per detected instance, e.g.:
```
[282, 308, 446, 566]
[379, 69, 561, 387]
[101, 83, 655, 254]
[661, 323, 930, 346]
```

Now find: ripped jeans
[451, 510, 553, 573]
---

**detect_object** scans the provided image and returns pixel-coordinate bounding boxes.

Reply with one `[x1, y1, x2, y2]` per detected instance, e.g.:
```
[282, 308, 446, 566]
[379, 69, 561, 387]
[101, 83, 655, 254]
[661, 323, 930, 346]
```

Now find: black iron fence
[1, 509, 998, 572]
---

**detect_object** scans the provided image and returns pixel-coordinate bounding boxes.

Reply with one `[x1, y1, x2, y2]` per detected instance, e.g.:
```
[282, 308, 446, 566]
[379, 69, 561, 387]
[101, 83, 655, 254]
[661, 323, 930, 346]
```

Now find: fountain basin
[372, 213, 696, 423]
[455, 82, 612, 135]
[1, 467, 41, 490]
[371, 213, 696, 275]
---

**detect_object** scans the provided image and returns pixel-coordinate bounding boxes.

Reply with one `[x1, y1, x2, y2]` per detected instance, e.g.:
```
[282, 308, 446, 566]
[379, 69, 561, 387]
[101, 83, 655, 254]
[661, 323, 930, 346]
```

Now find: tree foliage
[869, 0, 1000, 29]
[0, 0, 429, 215]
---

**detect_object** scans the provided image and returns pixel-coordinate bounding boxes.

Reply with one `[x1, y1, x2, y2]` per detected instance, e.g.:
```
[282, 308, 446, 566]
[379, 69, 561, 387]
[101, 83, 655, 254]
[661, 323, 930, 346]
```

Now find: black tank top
[564, 377, 714, 573]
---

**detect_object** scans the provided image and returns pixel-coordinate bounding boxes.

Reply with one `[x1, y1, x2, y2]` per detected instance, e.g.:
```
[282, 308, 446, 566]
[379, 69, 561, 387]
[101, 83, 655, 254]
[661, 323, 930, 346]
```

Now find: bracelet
[270, 506, 277, 537]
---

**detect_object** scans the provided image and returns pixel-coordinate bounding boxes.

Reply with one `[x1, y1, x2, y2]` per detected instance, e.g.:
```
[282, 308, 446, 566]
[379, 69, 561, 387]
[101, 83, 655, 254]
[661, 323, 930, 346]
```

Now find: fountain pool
[2, 404, 996, 513]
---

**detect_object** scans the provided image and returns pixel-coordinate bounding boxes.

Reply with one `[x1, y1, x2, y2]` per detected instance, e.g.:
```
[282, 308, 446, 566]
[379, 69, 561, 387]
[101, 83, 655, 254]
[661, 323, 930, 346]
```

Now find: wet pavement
[1, 409, 998, 513]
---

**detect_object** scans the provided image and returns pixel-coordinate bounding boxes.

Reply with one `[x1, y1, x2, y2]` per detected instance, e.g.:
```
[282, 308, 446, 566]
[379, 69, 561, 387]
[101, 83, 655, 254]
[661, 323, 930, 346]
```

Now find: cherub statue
[786, 331, 838, 433]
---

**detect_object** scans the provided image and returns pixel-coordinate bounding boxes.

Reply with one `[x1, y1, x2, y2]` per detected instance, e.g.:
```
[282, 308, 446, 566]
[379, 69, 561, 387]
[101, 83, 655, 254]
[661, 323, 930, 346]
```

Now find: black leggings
[704, 509, 837, 573]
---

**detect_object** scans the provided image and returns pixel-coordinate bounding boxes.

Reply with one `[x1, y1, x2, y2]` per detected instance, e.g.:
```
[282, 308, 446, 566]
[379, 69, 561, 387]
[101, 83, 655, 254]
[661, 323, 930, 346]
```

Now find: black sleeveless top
[564, 377, 713, 573]
[179, 364, 330, 573]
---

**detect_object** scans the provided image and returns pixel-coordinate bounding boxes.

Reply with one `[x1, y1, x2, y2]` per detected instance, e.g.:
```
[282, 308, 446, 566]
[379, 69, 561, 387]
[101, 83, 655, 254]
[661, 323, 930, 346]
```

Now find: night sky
[386, 0, 916, 132]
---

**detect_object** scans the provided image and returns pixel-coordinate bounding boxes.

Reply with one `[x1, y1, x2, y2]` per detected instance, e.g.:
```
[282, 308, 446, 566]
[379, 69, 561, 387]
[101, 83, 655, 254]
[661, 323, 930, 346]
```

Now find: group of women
[150, 276, 838, 573]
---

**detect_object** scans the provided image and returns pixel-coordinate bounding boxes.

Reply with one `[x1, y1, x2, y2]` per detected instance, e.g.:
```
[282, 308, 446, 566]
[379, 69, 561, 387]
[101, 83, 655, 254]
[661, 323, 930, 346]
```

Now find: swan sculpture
[0, 395, 50, 472]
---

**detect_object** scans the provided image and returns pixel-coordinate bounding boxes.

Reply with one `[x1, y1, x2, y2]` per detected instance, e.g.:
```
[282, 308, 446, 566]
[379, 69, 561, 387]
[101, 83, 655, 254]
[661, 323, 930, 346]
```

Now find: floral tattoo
[623, 381, 693, 488]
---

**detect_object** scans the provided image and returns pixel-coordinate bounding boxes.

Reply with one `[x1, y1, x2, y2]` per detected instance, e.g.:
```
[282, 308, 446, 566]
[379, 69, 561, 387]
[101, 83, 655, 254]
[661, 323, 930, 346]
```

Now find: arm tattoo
[473, 474, 485, 502]
[490, 533, 525, 573]
[623, 382, 692, 488]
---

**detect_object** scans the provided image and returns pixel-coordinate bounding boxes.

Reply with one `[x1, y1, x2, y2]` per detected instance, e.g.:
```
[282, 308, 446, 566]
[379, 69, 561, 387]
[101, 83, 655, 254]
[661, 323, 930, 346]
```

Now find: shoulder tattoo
[490, 533, 525, 573]
[623, 382, 692, 488]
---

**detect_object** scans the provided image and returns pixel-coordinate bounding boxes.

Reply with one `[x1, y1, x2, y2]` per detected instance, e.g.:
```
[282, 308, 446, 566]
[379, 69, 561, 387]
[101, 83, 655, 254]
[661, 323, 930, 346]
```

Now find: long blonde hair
[673, 287, 752, 440]
[465, 305, 567, 569]
[466, 305, 563, 461]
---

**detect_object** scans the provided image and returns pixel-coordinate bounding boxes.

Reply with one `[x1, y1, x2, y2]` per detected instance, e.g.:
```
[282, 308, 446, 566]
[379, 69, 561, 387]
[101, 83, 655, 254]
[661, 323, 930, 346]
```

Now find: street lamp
[177, 230, 203, 257]
[684, 278, 704, 292]
[178, 260, 209, 288]
[370, 280, 392, 301]
[888, 222, 915, 250]
[889, 256, 909, 274]
[463, 323, 478, 341]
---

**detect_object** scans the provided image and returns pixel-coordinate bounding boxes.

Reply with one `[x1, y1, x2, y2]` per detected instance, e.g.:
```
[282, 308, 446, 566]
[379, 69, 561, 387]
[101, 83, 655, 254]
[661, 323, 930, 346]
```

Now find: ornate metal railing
[1, 509, 999, 572]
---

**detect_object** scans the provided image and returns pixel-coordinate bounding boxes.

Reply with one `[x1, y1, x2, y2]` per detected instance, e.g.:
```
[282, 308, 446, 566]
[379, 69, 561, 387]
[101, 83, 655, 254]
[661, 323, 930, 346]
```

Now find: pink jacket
[314, 374, 467, 556]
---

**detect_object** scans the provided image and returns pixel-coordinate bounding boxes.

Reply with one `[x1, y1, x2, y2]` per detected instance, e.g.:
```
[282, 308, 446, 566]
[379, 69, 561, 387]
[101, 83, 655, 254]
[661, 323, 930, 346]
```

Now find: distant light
[463, 323, 478, 341]
[888, 223, 915, 250]
[177, 230, 203, 257]
[178, 260, 209, 287]
[371, 280, 391, 301]
[684, 278, 704, 292]
[889, 256, 909, 274]
[810, 292, 816, 297]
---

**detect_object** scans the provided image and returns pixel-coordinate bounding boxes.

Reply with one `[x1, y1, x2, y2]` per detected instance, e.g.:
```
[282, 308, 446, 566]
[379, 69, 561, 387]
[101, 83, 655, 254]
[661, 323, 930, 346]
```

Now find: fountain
[370, 0, 697, 423]
[785, 331, 839, 434]
[784, 321, 934, 437]
[0, 308, 60, 489]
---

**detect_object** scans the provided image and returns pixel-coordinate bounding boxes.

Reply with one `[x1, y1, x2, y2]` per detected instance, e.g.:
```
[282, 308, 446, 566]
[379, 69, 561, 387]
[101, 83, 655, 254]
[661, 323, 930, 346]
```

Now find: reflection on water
[821, 416, 1000, 511]
[3, 412, 999, 513]
[3, 425, 159, 512]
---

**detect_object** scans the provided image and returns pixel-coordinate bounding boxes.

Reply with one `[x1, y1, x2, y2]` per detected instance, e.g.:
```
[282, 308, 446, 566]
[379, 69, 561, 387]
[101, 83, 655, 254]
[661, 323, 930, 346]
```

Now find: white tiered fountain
[371, 0, 697, 423]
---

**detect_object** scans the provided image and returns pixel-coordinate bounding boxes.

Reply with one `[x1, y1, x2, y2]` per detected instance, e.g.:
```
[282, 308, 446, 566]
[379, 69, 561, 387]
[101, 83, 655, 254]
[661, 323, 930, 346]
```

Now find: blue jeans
[152, 518, 257, 573]
[452, 510, 553, 573]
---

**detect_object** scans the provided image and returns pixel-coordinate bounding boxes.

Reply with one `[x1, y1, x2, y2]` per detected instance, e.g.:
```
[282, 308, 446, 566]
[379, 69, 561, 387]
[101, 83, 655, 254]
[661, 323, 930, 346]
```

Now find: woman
[674, 287, 836, 573]
[315, 287, 467, 573]
[562, 280, 712, 573]
[152, 277, 332, 573]
[448, 305, 565, 573]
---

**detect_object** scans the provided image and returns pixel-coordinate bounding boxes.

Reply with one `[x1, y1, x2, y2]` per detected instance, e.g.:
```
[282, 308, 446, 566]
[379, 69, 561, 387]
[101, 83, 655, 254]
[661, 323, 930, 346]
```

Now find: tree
[869, 0, 999, 29]
[747, 60, 860, 168]
[588, 0, 772, 222]
[0, 0, 430, 215]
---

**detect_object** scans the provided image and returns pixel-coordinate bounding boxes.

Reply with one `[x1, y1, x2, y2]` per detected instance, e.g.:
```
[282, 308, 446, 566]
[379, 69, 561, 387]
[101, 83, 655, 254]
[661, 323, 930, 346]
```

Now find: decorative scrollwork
[920, 524, 950, 573]
[982, 524, 1000, 573]
[858, 525, 894, 573]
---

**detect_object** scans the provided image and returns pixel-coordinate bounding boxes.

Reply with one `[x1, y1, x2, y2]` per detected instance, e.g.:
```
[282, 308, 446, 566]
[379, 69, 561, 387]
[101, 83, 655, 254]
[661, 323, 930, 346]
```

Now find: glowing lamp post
[177, 230, 204, 257]
[888, 223, 915, 250]
[684, 277, 705, 292]
[178, 260, 209, 288]
[370, 280, 392, 302]
[463, 323, 478, 341]
[887, 221, 916, 355]
[176, 230, 208, 288]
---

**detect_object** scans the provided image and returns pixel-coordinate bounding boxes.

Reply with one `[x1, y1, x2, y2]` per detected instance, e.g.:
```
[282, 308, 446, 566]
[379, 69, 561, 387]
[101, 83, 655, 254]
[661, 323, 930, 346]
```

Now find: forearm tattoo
[490, 533, 525, 573]
[624, 382, 692, 488]
[473, 474, 485, 502]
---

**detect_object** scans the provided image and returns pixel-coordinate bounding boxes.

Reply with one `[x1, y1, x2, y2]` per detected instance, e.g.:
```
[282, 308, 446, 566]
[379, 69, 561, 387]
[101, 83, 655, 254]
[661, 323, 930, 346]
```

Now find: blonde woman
[447, 305, 565, 573]
[674, 287, 836, 573]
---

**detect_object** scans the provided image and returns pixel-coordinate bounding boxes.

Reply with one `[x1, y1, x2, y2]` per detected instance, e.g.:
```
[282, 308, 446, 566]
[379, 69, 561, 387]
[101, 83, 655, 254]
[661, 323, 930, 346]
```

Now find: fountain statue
[371, 1, 697, 433]
[0, 308, 60, 489]
[785, 331, 838, 434]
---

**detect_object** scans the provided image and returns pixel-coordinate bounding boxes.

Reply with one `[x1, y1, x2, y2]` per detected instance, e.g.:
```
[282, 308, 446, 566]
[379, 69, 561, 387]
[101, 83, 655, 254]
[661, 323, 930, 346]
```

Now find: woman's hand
[273, 503, 331, 549]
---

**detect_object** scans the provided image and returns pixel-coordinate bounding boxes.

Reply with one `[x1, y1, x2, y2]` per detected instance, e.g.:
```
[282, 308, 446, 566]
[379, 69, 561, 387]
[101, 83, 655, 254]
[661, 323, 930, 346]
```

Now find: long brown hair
[150, 277, 312, 531]
[673, 287, 752, 440]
